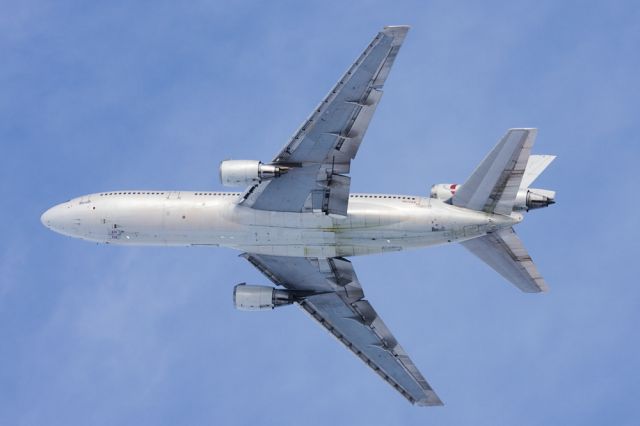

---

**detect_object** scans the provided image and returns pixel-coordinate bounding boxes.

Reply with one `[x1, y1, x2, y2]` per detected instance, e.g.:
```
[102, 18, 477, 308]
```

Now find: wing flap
[241, 253, 443, 406]
[299, 294, 441, 406]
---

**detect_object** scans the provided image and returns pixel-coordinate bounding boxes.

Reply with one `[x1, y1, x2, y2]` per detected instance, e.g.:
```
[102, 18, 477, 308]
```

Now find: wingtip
[537, 280, 550, 293]
[414, 389, 444, 407]
[383, 25, 411, 34]
[416, 397, 444, 407]
[382, 25, 410, 45]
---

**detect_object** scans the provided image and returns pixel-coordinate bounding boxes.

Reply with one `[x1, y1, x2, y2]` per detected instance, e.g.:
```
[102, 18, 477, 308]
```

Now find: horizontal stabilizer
[461, 227, 548, 293]
[453, 129, 537, 215]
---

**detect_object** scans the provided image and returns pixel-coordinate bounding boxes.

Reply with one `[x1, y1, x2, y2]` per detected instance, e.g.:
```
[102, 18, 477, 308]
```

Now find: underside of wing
[241, 253, 443, 406]
[240, 26, 410, 217]
[461, 227, 548, 293]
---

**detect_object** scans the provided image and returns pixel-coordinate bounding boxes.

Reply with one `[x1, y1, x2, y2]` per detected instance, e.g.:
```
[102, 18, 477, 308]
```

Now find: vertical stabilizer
[520, 154, 556, 189]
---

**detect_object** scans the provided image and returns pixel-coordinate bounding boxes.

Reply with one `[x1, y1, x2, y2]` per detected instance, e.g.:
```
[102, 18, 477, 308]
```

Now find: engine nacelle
[430, 183, 555, 211]
[219, 160, 287, 187]
[429, 183, 459, 202]
[233, 283, 295, 311]
[514, 188, 556, 211]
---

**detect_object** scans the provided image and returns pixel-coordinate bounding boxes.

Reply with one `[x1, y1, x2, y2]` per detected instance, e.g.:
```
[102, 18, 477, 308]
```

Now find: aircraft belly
[73, 195, 502, 256]
[230, 202, 452, 257]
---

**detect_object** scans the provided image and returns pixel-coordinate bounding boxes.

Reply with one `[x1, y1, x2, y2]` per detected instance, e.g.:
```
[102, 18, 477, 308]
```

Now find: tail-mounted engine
[233, 283, 295, 311]
[514, 188, 556, 211]
[430, 183, 555, 211]
[219, 160, 288, 187]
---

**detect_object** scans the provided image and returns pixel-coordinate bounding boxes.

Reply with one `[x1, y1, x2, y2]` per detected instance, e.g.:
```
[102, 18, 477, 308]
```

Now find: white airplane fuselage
[41, 191, 520, 257]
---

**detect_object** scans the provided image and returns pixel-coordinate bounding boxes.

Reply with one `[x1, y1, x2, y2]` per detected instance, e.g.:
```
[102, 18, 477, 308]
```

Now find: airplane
[40, 26, 556, 406]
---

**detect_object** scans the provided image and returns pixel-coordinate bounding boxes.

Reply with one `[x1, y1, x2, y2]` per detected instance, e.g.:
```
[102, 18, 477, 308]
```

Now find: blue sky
[2, 0, 639, 424]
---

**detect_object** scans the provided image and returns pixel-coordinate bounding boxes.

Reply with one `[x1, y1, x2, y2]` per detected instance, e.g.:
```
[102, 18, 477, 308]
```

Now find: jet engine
[219, 160, 287, 187]
[514, 188, 556, 211]
[233, 283, 295, 311]
[430, 183, 555, 211]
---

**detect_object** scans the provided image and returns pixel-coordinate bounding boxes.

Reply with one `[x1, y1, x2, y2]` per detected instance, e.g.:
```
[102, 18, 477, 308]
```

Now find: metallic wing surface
[240, 26, 409, 217]
[242, 253, 443, 406]
[461, 227, 548, 293]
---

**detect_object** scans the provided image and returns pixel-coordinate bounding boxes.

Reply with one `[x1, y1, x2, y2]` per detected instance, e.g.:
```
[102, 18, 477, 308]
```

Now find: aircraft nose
[40, 206, 54, 228]
[40, 202, 74, 233]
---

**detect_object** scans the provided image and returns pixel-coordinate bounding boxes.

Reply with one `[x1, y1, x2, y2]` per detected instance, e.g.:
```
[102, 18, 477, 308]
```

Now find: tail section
[461, 227, 548, 293]
[521, 154, 556, 189]
[454, 129, 555, 292]
[452, 129, 537, 215]
[518, 154, 557, 211]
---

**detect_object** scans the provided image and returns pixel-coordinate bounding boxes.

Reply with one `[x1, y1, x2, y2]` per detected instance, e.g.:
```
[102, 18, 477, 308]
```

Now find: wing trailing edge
[241, 253, 443, 406]
[461, 227, 548, 293]
[240, 26, 410, 217]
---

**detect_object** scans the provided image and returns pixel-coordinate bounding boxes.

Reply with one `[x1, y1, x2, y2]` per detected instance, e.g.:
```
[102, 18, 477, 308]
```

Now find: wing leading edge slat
[241, 253, 443, 406]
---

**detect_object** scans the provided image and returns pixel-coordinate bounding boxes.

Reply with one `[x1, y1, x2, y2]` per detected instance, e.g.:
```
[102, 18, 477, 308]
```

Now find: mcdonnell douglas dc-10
[41, 26, 556, 406]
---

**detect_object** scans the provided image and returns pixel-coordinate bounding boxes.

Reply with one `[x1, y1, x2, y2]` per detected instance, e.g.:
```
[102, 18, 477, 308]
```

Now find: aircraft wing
[241, 253, 443, 406]
[240, 26, 409, 216]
